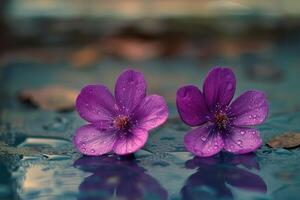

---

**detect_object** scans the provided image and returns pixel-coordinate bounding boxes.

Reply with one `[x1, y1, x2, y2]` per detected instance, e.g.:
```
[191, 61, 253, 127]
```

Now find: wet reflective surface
[0, 109, 300, 200]
[182, 153, 267, 200]
[1, 51, 300, 199]
[74, 155, 168, 200]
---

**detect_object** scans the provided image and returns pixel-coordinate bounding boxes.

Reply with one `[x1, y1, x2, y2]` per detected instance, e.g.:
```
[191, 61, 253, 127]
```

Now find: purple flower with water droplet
[73, 69, 168, 155]
[176, 67, 269, 157]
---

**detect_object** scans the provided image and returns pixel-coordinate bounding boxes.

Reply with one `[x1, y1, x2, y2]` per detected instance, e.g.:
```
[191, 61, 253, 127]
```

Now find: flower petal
[176, 85, 210, 126]
[133, 95, 168, 131]
[113, 129, 148, 155]
[203, 67, 236, 109]
[229, 90, 269, 126]
[76, 85, 116, 126]
[184, 126, 224, 157]
[115, 69, 147, 114]
[73, 124, 116, 156]
[223, 127, 262, 154]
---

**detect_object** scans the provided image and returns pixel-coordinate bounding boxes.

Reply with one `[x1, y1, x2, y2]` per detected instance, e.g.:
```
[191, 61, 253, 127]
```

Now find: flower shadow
[74, 155, 168, 200]
[181, 152, 267, 200]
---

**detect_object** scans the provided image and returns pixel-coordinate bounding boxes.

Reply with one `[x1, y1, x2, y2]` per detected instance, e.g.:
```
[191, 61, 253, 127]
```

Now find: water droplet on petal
[81, 147, 86, 152]
[91, 149, 95, 153]
[237, 140, 243, 145]
[241, 131, 245, 135]
[227, 83, 233, 90]
[201, 136, 207, 141]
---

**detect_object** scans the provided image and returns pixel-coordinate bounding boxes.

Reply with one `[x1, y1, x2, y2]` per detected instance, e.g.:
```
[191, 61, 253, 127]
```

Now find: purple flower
[73, 69, 168, 155]
[176, 67, 269, 157]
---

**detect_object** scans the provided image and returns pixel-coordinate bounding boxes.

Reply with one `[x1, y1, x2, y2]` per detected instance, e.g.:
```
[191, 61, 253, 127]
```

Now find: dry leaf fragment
[103, 37, 162, 61]
[19, 85, 79, 111]
[267, 133, 300, 149]
[69, 46, 101, 69]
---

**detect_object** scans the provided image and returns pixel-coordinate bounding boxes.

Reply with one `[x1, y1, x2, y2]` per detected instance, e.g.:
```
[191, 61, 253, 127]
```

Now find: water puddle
[42, 154, 72, 161]
[134, 149, 153, 159]
[1, 136, 79, 199]
[18, 163, 83, 200]
[18, 137, 71, 149]
[1, 132, 299, 200]
[167, 151, 194, 162]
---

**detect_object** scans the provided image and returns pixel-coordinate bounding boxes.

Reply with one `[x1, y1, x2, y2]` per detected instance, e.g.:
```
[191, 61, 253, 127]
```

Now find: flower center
[215, 112, 229, 130]
[114, 115, 131, 131]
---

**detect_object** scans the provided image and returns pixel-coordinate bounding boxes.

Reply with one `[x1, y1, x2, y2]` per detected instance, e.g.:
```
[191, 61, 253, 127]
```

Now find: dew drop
[81, 147, 86, 152]
[240, 131, 245, 135]
[214, 145, 218, 149]
[227, 83, 233, 90]
[201, 136, 207, 141]
[91, 149, 95, 153]
[237, 140, 243, 145]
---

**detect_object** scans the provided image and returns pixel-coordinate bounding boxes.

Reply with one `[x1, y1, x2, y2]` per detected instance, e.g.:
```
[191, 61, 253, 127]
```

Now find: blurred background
[1, 0, 300, 115]
[1, 1, 300, 200]
[2, 0, 300, 60]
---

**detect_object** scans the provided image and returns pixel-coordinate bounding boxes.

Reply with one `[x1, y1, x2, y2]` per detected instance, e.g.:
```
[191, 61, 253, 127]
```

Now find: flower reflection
[74, 155, 168, 200]
[181, 153, 267, 200]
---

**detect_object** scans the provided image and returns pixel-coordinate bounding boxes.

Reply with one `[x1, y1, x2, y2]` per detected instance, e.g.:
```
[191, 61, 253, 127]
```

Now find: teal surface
[1, 46, 300, 200]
